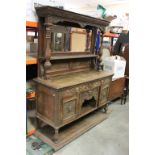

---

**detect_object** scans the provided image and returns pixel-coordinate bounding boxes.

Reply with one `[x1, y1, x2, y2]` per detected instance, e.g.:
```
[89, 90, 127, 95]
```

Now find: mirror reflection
[51, 27, 92, 52]
[53, 33, 63, 51]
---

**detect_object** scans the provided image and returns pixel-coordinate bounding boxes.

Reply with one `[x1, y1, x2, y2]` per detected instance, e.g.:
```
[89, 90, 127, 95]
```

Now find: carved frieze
[77, 81, 100, 92]
[80, 87, 99, 105]
[47, 16, 88, 28]
[62, 88, 76, 98]
[62, 80, 102, 98]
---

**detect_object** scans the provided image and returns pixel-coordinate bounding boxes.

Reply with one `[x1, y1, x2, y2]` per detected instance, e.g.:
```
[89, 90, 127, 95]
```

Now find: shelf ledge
[50, 54, 97, 60]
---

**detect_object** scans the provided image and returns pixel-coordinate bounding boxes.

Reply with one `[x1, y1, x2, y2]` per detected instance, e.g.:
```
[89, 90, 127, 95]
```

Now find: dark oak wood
[118, 44, 129, 102]
[34, 72, 112, 128]
[34, 6, 112, 150]
[121, 44, 129, 77]
[35, 6, 109, 29]
[34, 71, 112, 89]
[50, 54, 97, 60]
[108, 77, 126, 104]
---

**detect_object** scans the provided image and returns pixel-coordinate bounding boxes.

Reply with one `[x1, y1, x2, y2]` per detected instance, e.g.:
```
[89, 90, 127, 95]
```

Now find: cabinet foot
[104, 104, 108, 113]
[121, 95, 123, 105]
[36, 118, 41, 129]
[121, 91, 127, 105]
[53, 129, 59, 141]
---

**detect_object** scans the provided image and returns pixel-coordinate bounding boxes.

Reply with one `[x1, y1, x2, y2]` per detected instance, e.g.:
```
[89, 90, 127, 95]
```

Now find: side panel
[36, 84, 56, 124]
[108, 77, 125, 101]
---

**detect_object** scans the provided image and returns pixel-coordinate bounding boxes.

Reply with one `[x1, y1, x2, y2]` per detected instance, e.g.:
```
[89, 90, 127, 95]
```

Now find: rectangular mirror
[51, 26, 92, 53]
[53, 32, 64, 51]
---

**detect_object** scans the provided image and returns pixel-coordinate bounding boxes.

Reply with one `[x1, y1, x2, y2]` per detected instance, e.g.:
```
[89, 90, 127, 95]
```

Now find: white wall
[106, 3, 129, 29]
[26, 0, 129, 30]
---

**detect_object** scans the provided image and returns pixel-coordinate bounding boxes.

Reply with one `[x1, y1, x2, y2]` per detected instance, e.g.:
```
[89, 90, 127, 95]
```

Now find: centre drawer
[101, 77, 111, 86]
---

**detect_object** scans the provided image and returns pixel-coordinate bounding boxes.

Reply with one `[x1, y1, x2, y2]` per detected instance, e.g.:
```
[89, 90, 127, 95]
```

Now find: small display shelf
[50, 54, 97, 60]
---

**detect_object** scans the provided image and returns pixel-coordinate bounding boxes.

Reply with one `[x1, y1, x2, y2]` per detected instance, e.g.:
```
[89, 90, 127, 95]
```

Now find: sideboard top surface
[34, 70, 113, 90]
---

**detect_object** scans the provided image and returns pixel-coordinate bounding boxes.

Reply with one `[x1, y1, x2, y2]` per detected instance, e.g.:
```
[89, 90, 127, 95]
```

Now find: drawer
[101, 77, 111, 85]
[77, 81, 100, 93]
[62, 98, 77, 122]
[62, 88, 76, 99]
[62, 81, 101, 98]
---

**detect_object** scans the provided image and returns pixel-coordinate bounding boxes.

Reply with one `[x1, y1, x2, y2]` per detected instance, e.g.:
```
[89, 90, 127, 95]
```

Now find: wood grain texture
[108, 77, 125, 101]
[34, 74, 112, 129]
[34, 6, 112, 150]
[35, 6, 110, 28]
[35, 110, 108, 151]
[34, 71, 113, 90]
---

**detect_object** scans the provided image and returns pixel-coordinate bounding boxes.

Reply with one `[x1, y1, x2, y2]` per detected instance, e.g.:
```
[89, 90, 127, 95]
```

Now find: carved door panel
[79, 87, 99, 114]
[99, 86, 109, 106]
[62, 98, 77, 123]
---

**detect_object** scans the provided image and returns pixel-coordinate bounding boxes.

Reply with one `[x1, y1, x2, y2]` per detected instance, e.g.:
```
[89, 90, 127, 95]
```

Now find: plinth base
[35, 110, 108, 151]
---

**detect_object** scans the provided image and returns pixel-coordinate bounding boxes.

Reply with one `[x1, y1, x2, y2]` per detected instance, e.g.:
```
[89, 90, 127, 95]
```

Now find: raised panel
[71, 61, 90, 70]
[45, 60, 93, 78]
[63, 99, 77, 122]
[99, 86, 109, 106]
[37, 90, 55, 121]
[46, 63, 70, 74]
[108, 77, 125, 101]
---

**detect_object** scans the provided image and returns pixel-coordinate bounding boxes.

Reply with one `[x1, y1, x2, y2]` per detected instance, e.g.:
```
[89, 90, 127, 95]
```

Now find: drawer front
[62, 88, 76, 99]
[62, 98, 77, 122]
[101, 77, 111, 85]
[76, 81, 100, 93]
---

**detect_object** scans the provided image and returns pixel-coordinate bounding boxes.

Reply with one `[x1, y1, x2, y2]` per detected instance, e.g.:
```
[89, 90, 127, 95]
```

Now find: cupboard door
[62, 98, 77, 123]
[99, 86, 109, 106]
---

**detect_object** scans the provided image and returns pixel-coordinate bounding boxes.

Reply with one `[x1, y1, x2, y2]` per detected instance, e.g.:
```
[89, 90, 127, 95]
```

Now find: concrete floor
[53, 98, 129, 155]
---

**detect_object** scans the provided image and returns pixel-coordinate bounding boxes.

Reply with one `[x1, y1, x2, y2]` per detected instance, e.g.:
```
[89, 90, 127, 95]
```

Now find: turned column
[97, 30, 104, 71]
[90, 27, 97, 69]
[43, 22, 53, 79]
[85, 29, 90, 52]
